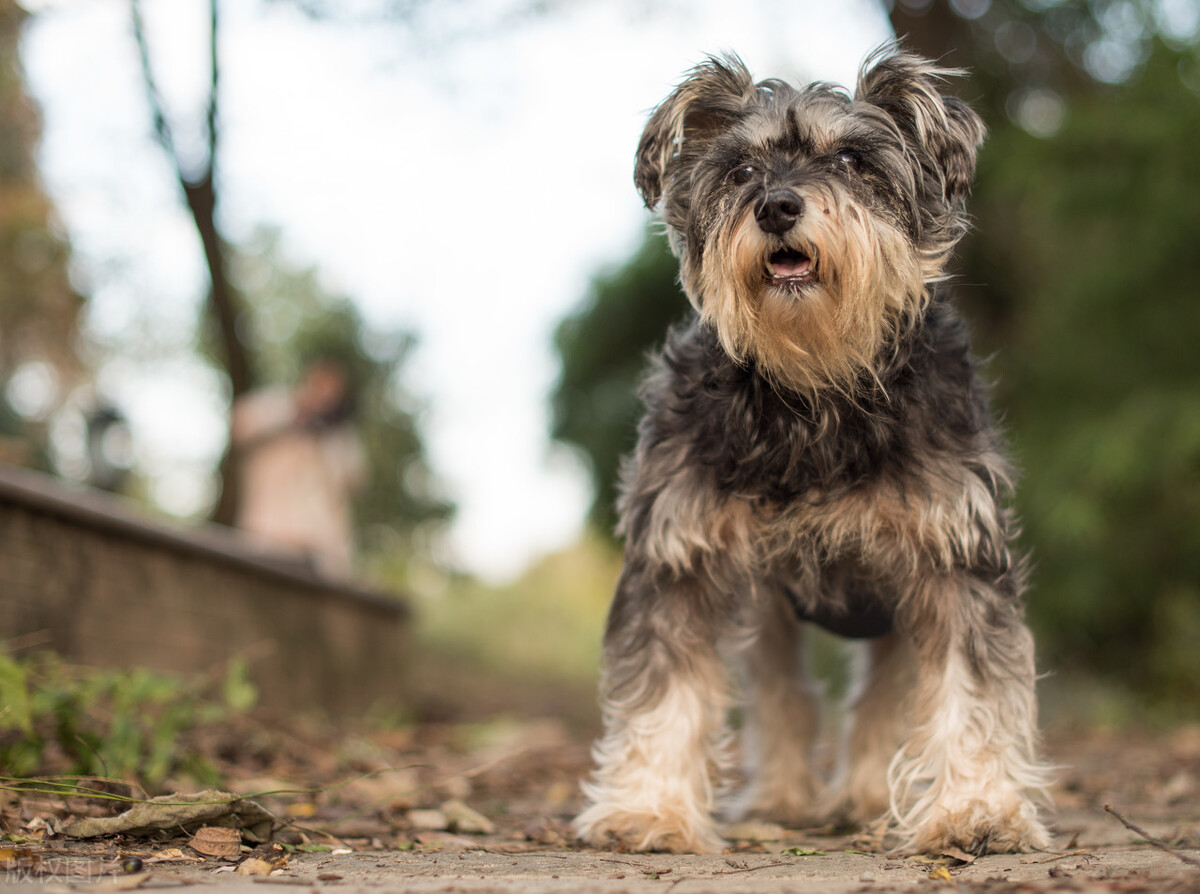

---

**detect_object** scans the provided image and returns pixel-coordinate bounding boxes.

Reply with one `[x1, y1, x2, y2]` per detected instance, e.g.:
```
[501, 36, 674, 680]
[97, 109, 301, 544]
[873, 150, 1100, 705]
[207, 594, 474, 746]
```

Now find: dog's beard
[689, 184, 930, 395]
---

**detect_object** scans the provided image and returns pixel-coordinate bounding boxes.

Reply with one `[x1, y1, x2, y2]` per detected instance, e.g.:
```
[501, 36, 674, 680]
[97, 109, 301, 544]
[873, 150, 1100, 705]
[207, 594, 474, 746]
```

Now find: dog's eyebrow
[782, 106, 816, 155]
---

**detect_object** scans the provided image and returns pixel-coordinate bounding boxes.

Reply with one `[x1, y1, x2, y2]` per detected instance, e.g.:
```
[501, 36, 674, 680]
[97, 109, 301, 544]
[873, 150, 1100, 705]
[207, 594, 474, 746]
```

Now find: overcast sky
[20, 0, 893, 581]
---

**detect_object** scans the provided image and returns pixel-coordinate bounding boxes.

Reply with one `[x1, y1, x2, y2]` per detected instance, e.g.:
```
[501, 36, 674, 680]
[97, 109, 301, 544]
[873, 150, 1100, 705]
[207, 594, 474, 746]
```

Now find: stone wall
[0, 463, 410, 718]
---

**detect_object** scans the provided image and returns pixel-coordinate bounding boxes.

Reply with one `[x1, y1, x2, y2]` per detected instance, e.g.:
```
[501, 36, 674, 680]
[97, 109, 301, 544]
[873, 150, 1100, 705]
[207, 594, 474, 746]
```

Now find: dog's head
[636, 47, 985, 393]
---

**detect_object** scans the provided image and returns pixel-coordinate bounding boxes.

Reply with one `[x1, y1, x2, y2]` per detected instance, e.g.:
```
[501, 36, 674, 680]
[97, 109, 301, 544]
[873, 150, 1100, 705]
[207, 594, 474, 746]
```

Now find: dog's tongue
[769, 249, 811, 278]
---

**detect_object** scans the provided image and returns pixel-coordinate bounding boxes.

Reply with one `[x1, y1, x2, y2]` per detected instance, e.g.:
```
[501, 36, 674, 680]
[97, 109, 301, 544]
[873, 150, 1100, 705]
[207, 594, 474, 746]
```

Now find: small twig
[1027, 848, 1089, 864]
[1104, 803, 1200, 870]
[480, 846, 571, 857]
[658, 858, 795, 893]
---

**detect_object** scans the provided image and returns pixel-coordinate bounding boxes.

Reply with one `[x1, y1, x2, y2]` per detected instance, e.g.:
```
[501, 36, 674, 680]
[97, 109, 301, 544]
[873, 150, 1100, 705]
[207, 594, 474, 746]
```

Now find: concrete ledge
[0, 462, 410, 717]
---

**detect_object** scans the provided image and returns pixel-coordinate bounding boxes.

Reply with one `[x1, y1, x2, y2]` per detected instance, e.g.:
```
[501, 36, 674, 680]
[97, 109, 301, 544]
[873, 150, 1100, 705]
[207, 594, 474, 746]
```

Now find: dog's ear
[635, 54, 756, 209]
[856, 48, 985, 209]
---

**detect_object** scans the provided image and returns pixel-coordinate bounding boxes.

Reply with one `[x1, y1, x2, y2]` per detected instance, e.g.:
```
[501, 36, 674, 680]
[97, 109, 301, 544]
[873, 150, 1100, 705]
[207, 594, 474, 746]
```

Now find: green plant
[0, 651, 258, 787]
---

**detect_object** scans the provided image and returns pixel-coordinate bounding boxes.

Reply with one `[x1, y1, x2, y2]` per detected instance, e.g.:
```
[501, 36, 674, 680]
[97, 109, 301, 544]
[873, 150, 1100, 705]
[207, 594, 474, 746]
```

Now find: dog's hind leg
[726, 586, 822, 827]
[824, 630, 916, 827]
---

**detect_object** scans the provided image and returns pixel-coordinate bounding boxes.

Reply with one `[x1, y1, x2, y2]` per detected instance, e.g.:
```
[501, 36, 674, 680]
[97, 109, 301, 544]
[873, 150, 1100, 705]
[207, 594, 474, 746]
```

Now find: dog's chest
[688, 373, 908, 506]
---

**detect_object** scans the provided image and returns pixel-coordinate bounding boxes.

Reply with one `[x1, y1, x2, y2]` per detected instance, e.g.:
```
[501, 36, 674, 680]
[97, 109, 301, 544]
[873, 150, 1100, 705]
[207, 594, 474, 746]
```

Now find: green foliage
[551, 227, 690, 533]
[415, 535, 619, 686]
[958, 44, 1200, 703]
[0, 0, 86, 469]
[0, 651, 257, 787]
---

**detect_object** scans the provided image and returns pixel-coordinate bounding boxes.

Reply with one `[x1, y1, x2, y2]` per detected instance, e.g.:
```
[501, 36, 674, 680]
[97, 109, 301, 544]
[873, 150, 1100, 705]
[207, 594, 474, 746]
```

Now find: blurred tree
[0, 0, 86, 469]
[550, 228, 688, 535]
[228, 228, 454, 569]
[960, 55, 1200, 700]
[128, 0, 459, 549]
[131, 0, 255, 524]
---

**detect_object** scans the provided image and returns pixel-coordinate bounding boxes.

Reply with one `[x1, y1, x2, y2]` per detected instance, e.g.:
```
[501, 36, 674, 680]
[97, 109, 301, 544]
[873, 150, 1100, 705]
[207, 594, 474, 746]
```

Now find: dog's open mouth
[767, 248, 817, 287]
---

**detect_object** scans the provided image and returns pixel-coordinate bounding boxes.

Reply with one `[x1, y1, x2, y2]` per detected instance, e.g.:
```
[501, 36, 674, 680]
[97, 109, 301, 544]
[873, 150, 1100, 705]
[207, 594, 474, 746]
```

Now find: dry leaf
[190, 826, 242, 859]
[909, 854, 953, 865]
[235, 857, 275, 876]
[940, 845, 977, 864]
[0, 847, 41, 869]
[94, 872, 150, 891]
[440, 799, 494, 835]
[407, 809, 448, 831]
[928, 864, 954, 882]
[63, 790, 274, 843]
[412, 831, 477, 850]
[144, 848, 203, 865]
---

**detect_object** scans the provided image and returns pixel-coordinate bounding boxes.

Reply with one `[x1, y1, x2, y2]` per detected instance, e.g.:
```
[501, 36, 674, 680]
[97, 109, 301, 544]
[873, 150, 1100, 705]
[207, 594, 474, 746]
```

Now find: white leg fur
[888, 635, 1051, 853]
[728, 594, 822, 825]
[574, 659, 730, 853]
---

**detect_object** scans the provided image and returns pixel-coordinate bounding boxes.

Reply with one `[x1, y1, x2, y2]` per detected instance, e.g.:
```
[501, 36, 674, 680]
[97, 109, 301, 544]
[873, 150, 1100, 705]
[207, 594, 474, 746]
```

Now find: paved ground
[3, 827, 1198, 893]
[3, 720, 1199, 893]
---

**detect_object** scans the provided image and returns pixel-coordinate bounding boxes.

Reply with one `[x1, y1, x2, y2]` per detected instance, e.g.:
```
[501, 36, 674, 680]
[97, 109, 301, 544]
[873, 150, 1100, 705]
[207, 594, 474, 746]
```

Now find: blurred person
[85, 402, 134, 493]
[232, 358, 365, 578]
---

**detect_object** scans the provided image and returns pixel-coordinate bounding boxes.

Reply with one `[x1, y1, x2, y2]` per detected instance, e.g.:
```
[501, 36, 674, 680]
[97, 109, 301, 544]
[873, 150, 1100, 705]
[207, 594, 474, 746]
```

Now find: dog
[573, 47, 1052, 855]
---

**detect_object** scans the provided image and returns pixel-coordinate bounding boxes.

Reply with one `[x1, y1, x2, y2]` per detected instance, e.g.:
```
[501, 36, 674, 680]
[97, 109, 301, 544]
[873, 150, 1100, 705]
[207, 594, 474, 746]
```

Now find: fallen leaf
[340, 768, 421, 810]
[0, 847, 41, 868]
[940, 845, 977, 864]
[94, 872, 151, 891]
[411, 832, 478, 850]
[24, 817, 53, 838]
[909, 854, 953, 865]
[928, 864, 954, 882]
[62, 790, 274, 843]
[190, 826, 242, 859]
[236, 857, 275, 876]
[780, 847, 826, 856]
[406, 809, 448, 831]
[144, 848, 204, 865]
[440, 799, 494, 835]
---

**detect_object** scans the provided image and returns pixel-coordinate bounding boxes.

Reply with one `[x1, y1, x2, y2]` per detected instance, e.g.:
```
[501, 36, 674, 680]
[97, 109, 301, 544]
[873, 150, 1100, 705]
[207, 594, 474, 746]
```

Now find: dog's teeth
[769, 250, 812, 279]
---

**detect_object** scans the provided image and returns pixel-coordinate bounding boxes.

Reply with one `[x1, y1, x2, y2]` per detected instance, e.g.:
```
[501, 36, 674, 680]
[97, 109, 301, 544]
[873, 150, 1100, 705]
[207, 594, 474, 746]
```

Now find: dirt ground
[4, 714, 1200, 893]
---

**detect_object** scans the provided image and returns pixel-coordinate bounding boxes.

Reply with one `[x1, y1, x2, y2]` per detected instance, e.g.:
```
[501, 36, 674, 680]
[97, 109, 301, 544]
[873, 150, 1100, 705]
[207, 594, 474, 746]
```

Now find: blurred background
[1, 0, 1198, 728]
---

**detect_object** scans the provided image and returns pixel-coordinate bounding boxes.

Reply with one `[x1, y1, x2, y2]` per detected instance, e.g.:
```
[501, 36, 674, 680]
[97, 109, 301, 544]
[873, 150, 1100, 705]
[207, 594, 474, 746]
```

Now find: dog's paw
[574, 805, 725, 854]
[726, 775, 822, 829]
[819, 771, 890, 829]
[907, 796, 1049, 855]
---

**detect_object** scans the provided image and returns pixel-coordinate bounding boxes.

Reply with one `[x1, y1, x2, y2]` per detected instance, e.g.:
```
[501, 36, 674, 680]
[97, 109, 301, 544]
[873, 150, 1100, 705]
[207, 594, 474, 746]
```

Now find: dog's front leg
[888, 573, 1052, 854]
[574, 562, 732, 854]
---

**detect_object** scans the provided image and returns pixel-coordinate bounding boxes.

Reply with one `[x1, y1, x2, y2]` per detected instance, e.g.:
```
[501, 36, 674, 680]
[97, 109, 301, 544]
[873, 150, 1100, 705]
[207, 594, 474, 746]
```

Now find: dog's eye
[835, 149, 862, 170]
[731, 164, 757, 184]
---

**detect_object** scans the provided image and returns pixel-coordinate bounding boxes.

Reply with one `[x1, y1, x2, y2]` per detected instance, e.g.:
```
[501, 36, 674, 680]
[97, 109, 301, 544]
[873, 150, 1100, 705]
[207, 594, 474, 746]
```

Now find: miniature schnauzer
[574, 48, 1051, 855]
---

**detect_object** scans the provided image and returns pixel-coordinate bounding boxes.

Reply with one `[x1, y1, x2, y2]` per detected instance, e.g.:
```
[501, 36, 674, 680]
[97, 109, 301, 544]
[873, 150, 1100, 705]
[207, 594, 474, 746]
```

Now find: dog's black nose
[756, 190, 803, 235]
